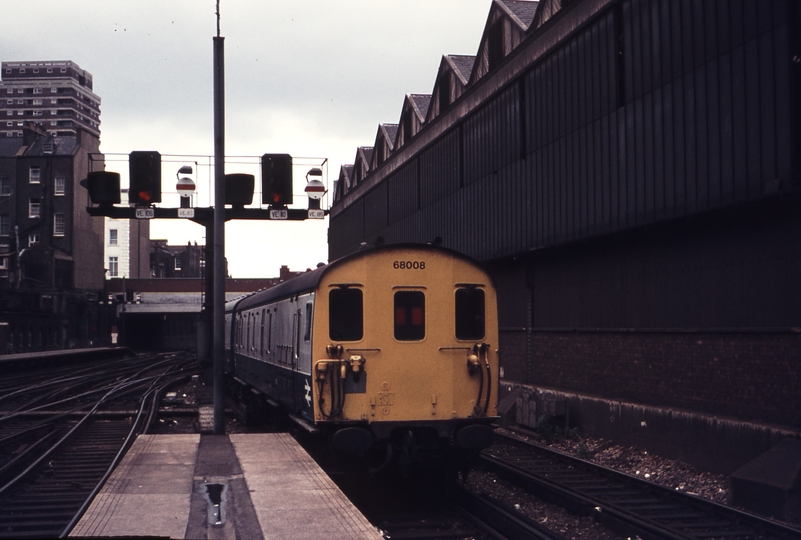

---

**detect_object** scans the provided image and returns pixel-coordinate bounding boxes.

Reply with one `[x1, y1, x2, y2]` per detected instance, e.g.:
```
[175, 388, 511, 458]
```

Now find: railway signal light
[129, 151, 162, 204]
[262, 153, 293, 207]
[225, 173, 255, 208]
[82, 171, 121, 206]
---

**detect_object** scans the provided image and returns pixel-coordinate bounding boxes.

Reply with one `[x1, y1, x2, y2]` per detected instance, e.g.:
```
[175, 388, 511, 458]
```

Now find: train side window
[260, 309, 265, 354]
[268, 312, 273, 352]
[329, 288, 363, 341]
[236, 315, 241, 350]
[455, 286, 485, 340]
[395, 291, 425, 341]
[304, 303, 312, 342]
[246, 314, 251, 352]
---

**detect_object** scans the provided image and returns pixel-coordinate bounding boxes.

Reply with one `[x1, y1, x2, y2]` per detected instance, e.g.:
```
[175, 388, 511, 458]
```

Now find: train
[224, 243, 499, 467]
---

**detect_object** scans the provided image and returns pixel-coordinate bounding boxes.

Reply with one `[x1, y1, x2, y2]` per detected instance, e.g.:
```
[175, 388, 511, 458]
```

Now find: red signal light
[262, 154, 293, 207]
[129, 151, 162, 205]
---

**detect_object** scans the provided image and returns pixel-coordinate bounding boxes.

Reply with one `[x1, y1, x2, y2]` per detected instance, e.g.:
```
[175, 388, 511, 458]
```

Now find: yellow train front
[226, 244, 499, 466]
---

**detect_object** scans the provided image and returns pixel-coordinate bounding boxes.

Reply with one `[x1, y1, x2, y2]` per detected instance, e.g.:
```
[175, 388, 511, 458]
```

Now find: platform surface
[70, 433, 381, 539]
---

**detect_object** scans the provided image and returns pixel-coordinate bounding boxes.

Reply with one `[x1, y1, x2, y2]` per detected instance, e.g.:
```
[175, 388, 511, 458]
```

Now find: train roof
[226, 243, 486, 312]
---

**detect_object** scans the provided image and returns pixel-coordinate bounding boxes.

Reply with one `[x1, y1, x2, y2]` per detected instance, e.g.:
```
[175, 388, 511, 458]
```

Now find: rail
[0, 350, 199, 538]
[483, 431, 801, 540]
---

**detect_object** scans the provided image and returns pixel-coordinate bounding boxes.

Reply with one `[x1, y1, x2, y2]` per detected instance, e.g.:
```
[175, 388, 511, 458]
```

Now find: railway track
[482, 431, 801, 540]
[313, 444, 567, 540]
[0, 351, 198, 538]
[454, 488, 567, 540]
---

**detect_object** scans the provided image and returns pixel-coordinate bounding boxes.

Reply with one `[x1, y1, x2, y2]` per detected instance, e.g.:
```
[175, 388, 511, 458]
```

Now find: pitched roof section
[409, 94, 432, 120]
[0, 137, 23, 157]
[333, 164, 354, 203]
[502, 0, 540, 28]
[469, 0, 539, 86]
[352, 146, 374, 186]
[0, 130, 80, 157]
[395, 93, 432, 150]
[371, 123, 399, 170]
[529, 0, 560, 31]
[427, 55, 477, 122]
[450, 55, 477, 84]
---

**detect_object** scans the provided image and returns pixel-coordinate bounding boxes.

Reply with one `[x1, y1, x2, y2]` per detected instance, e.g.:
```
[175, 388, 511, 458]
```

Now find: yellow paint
[311, 246, 499, 426]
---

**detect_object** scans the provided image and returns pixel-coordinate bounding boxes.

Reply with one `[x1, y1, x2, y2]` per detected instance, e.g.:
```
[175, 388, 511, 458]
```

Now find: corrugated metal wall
[330, 0, 799, 262]
[328, 0, 800, 328]
[526, 202, 801, 329]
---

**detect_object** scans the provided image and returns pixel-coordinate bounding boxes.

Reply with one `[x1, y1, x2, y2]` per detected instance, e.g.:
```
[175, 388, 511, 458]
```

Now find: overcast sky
[3, 0, 490, 278]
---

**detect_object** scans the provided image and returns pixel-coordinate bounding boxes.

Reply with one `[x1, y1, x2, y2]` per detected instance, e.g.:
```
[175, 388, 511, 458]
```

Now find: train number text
[393, 260, 425, 270]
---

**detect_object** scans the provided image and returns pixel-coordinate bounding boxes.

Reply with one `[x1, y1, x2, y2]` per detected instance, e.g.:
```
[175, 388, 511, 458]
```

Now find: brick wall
[499, 329, 528, 381]
[503, 331, 801, 429]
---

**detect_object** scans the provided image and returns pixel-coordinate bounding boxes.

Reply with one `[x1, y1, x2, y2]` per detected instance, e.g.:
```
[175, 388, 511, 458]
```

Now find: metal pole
[212, 34, 226, 435]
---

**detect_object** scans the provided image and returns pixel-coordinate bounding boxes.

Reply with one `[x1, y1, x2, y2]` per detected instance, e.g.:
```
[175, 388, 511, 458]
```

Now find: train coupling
[467, 352, 481, 374]
[314, 355, 366, 380]
[467, 342, 489, 374]
[349, 355, 365, 373]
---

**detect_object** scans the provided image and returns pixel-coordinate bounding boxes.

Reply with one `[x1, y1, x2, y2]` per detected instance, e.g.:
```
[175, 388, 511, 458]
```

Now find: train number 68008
[393, 260, 425, 270]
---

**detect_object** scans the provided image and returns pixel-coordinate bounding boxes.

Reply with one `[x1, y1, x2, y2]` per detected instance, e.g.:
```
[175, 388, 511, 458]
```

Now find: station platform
[70, 433, 382, 539]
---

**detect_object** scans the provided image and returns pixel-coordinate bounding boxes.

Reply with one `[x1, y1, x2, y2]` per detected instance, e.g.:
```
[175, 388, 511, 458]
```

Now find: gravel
[462, 427, 730, 540]
[158, 380, 733, 539]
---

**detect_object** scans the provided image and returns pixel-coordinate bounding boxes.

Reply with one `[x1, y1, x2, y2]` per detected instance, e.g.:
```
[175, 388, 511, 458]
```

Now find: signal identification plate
[307, 209, 325, 219]
[135, 208, 155, 219]
[270, 209, 288, 220]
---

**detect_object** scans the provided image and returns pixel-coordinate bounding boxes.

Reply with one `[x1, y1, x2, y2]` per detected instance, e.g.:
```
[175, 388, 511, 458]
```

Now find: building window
[33, 88, 43, 94]
[0, 214, 9, 236]
[0, 257, 7, 270]
[29, 198, 41, 218]
[0, 177, 9, 196]
[29, 166, 41, 184]
[54, 176, 64, 194]
[109, 229, 118, 245]
[53, 212, 65, 236]
[28, 233, 40, 246]
[47, 68, 53, 73]
[109, 256, 118, 277]
[174, 258, 182, 270]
